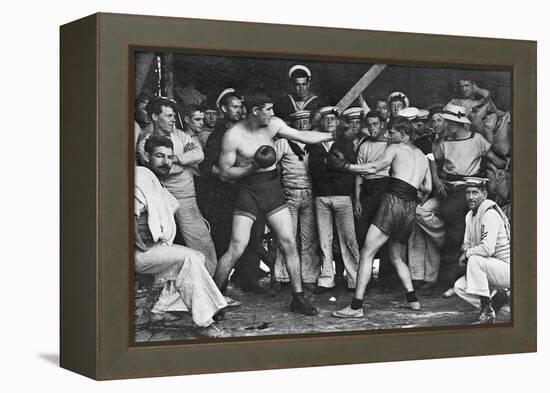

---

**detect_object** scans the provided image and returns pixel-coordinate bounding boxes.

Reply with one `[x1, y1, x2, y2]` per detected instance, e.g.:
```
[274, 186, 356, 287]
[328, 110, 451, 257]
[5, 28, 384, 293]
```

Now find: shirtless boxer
[331, 116, 432, 318]
[213, 89, 334, 316]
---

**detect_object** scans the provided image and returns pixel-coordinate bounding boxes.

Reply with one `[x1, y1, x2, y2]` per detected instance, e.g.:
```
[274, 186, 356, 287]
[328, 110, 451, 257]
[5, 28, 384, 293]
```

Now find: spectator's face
[411, 119, 428, 135]
[321, 114, 338, 132]
[147, 146, 173, 179]
[366, 116, 382, 138]
[293, 77, 310, 100]
[431, 113, 446, 135]
[255, 103, 274, 126]
[445, 119, 460, 135]
[375, 101, 389, 120]
[185, 111, 204, 133]
[348, 118, 362, 136]
[465, 186, 487, 211]
[388, 127, 405, 144]
[293, 118, 311, 131]
[135, 100, 150, 126]
[152, 106, 176, 134]
[390, 100, 404, 118]
[459, 80, 474, 99]
[223, 97, 242, 123]
[204, 110, 217, 128]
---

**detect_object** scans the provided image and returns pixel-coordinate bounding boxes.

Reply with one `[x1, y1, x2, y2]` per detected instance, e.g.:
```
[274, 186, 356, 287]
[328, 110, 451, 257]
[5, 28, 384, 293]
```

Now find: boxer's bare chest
[235, 128, 275, 161]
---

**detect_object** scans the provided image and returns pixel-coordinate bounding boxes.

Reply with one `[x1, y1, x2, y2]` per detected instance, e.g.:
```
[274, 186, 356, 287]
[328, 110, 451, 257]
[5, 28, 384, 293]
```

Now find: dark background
[151, 52, 511, 111]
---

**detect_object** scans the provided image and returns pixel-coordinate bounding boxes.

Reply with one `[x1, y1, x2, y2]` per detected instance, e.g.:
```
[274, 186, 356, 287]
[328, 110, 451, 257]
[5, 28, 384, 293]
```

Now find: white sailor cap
[464, 177, 489, 188]
[397, 107, 419, 120]
[288, 64, 312, 80]
[216, 88, 237, 110]
[317, 106, 338, 118]
[416, 109, 430, 121]
[440, 103, 471, 124]
[388, 91, 410, 108]
[342, 107, 363, 119]
[289, 110, 311, 120]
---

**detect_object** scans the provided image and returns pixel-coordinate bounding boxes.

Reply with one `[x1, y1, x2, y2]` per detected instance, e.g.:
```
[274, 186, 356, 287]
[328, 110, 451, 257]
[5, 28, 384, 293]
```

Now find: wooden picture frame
[60, 12, 536, 380]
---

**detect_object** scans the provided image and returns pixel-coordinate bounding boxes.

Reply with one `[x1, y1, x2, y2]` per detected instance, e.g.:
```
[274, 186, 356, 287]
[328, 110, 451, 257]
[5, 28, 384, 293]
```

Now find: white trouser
[136, 244, 227, 327]
[454, 254, 510, 308]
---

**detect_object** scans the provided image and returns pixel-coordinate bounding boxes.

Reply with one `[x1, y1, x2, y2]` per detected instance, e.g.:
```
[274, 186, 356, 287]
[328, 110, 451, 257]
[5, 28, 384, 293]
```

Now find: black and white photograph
[132, 51, 512, 343]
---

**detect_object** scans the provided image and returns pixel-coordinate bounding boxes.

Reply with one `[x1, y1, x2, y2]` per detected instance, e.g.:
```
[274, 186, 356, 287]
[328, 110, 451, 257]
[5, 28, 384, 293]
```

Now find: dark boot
[491, 289, 510, 313]
[473, 304, 496, 324]
[290, 293, 318, 316]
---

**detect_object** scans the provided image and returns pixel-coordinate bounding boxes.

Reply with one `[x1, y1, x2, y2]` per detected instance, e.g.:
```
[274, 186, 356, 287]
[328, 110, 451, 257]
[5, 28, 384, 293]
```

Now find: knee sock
[406, 291, 418, 303]
[351, 297, 364, 310]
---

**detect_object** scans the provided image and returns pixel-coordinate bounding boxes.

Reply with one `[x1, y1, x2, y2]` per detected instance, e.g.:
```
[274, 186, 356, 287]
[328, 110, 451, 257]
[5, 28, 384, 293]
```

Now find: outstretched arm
[274, 117, 333, 144]
[347, 144, 397, 175]
[218, 131, 256, 182]
[473, 83, 491, 99]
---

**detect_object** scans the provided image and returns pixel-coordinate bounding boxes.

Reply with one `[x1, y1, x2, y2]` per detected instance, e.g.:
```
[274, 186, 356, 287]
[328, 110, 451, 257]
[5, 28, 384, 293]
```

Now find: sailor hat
[288, 64, 312, 80]
[440, 103, 471, 124]
[416, 109, 430, 121]
[464, 177, 489, 188]
[397, 107, 419, 120]
[317, 106, 338, 118]
[289, 110, 311, 120]
[342, 107, 363, 119]
[215, 88, 236, 110]
[388, 91, 410, 107]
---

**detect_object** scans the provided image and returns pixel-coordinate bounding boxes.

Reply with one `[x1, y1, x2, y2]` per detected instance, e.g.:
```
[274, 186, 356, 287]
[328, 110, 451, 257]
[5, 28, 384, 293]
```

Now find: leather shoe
[149, 311, 182, 323]
[290, 294, 318, 316]
[199, 322, 232, 338]
[213, 310, 226, 322]
[472, 305, 496, 324]
[491, 289, 509, 313]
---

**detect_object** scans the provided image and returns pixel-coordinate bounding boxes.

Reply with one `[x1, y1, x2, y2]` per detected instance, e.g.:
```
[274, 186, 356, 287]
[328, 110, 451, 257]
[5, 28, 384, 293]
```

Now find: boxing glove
[254, 145, 277, 168]
[327, 148, 349, 171]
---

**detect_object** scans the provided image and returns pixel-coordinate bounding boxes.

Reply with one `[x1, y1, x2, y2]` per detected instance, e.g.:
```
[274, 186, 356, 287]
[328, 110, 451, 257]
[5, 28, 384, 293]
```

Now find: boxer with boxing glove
[253, 145, 277, 168]
[212, 88, 334, 316]
[327, 148, 350, 171]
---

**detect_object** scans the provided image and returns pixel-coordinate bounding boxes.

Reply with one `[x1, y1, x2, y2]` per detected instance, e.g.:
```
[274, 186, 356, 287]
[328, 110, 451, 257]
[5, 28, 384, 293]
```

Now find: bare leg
[213, 215, 254, 291]
[354, 225, 389, 299]
[267, 207, 302, 292]
[389, 240, 414, 292]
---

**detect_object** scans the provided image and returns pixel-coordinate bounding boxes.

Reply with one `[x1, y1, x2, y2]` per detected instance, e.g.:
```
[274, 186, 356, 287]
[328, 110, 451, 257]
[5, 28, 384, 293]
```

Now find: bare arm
[473, 83, 490, 99]
[274, 117, 333, 144]
[218, 131, 256, 182]
[419, 161, 433, 196]
[429, 158, 447, 198]
[347, 144, 397, 175]
[354, 175, 363, 219]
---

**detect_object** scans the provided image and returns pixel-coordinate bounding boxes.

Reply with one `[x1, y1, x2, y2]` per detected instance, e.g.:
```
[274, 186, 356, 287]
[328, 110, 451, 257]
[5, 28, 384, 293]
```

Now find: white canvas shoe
[223, 296, 241, 307]
[332, 305, 364, 318]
